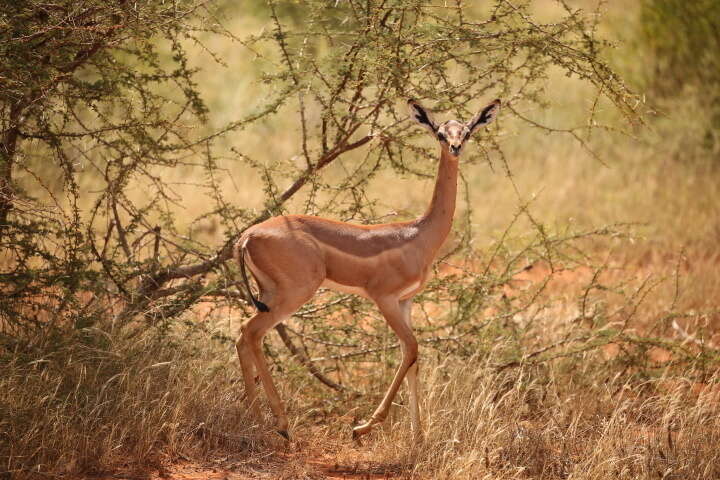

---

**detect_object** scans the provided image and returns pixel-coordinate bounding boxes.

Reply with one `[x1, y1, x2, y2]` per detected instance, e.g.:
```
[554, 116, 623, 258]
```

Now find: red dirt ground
[89, 251, 718, 480]
[91, 453, 415, 480]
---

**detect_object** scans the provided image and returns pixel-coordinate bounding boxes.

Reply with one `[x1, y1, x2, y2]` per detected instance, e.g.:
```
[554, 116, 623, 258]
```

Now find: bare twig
[274, 323, 355, 394]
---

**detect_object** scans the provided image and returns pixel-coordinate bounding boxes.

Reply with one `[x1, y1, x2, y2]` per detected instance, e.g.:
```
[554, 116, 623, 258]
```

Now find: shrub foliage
[0, 0, 635, 343]
[9, 1, 712, 477]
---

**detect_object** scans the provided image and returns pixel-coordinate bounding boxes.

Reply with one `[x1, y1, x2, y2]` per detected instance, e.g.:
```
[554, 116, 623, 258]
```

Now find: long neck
[417, 148, 459, 254]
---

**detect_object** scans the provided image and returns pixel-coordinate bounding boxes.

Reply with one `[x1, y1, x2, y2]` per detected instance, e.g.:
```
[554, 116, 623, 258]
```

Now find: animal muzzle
[450, 145, 461, 156]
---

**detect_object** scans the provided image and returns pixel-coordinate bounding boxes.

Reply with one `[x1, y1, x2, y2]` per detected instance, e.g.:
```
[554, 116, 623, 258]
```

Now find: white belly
[321, 278, 370, 298]
[397, 280, 422, 299]
[320, 278, 422, 301]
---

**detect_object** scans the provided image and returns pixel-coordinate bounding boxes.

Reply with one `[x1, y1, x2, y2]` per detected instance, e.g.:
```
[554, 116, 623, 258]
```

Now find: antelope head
[408, 98, 501, 157]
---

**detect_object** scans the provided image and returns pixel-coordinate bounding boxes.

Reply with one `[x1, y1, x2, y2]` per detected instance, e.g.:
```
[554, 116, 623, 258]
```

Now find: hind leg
[238, 236, 325, 438]
[241, 311, 287, 431]
[236, 331, 261, 420]
[242, 290, 320, 438]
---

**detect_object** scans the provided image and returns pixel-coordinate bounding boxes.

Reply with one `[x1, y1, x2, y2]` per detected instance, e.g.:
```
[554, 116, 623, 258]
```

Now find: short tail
[238, 240, 270, 312]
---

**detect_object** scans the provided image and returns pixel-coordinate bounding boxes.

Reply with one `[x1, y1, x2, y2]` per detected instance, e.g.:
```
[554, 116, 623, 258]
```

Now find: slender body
[235, 98, 500, 440]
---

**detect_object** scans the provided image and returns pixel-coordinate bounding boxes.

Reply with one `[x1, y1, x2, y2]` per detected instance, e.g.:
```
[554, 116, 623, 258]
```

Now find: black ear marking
[410, 103, 431, 126]
[476, 100, 500, 126]
[407, 99, 438, 133]
[466, 99, 501, 136]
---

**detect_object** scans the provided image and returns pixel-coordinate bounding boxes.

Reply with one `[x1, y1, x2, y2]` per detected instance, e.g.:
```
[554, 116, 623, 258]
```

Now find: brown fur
[234, 99, 500, 440]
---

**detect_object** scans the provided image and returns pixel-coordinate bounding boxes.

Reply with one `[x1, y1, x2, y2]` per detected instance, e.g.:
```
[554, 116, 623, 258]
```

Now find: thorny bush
[4, 1, 716, 477]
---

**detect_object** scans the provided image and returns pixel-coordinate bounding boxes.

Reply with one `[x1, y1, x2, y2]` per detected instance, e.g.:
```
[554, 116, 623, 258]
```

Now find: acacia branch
[274, 323, 352, 393]
[116, 133, 374, 321]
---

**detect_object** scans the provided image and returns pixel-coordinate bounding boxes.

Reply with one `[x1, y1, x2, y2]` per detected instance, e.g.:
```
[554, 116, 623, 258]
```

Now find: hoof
[277, 429, 290, 441]
[351, 422, 372, 443]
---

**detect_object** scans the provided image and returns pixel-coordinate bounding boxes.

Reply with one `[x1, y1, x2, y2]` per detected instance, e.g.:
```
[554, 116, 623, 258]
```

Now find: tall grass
[361, 353, 720, 479]
[1, 324, 271, 476]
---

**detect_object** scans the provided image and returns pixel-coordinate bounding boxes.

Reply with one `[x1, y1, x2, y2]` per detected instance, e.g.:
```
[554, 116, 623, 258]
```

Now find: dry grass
[3, 244, 719, 478]
[1, 325, 270, 477]
[363, 356, 719, 479]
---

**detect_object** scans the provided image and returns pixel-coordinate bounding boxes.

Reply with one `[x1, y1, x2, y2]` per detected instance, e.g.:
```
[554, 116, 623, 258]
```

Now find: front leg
[399, 298, 422, 440]
[353, 296, 419, 439]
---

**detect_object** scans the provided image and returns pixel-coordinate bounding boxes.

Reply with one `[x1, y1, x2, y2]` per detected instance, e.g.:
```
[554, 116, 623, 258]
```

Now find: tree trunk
[0, 104, 21, 241]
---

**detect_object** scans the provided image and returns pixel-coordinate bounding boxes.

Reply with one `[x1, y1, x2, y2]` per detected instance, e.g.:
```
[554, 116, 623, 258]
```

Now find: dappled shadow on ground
[86, 451, 416, 480]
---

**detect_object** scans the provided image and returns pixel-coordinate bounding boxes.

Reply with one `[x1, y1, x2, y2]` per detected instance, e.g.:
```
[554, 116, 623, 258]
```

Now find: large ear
[465, 99, 501, 138]
[407, 99, 438, 135]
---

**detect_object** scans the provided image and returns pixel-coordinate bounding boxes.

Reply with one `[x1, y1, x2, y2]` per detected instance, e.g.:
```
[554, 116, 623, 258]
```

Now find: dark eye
[437, 132, 446, 142]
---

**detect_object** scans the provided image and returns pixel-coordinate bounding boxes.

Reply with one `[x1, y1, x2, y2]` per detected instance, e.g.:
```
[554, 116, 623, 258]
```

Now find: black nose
[451, 145, 461, 155]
